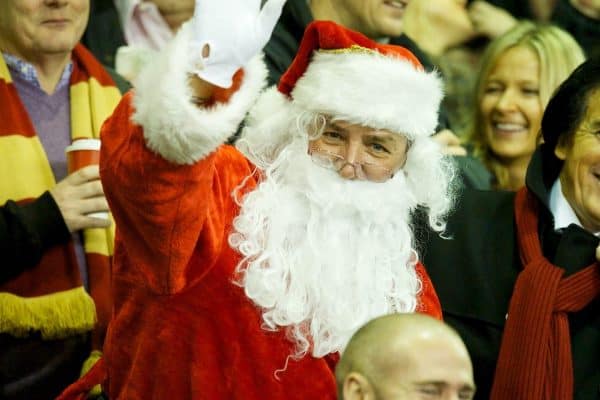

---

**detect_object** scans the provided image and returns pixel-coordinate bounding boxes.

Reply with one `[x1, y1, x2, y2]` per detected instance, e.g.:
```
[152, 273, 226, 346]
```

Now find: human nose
[495, 88, 518, 112]
[338, 163, 357, 180]
[337, 142, 361, 180]
[343, 141, 361, 164]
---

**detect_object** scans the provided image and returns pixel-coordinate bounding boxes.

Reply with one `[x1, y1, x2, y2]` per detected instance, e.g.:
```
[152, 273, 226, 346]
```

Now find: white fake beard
[229, 138, 422, 358]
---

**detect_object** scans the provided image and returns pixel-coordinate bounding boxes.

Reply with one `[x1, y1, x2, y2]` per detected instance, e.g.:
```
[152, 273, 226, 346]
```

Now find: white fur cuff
[131, 22, 267, 165]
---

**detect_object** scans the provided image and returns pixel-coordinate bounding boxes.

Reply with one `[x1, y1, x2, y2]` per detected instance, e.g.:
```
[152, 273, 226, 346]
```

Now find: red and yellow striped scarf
[0, 44, 121, 350]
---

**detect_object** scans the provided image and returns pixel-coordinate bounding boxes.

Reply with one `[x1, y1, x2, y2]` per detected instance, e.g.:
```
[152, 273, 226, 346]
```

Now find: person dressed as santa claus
[59, 0, 456, 399]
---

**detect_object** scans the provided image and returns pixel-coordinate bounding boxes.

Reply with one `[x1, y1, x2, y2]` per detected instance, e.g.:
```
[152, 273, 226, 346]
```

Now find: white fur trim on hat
[132, 21, 267, 165]
[290, 51, 443, 139]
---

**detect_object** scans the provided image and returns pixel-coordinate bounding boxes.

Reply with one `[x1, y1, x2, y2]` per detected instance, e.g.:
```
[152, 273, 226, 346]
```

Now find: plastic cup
[65, 139, 108, 220]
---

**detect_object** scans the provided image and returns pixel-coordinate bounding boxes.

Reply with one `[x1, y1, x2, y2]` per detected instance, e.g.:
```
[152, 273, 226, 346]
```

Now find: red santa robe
[59, 24, 442, 400]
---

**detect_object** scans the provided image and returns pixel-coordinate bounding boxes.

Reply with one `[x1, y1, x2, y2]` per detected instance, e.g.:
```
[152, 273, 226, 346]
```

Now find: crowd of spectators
[1, 1, 598, 399]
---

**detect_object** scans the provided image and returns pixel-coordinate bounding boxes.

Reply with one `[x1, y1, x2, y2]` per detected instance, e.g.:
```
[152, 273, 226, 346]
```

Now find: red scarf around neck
[490, 187, 600, 399]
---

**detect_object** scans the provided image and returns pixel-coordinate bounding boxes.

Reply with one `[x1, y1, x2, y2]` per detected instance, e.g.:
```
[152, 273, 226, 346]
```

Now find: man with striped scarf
[0, 1, 126, 398]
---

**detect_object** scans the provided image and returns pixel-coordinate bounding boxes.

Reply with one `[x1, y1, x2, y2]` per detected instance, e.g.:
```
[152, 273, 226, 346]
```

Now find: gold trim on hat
[318, 45, 378, 55]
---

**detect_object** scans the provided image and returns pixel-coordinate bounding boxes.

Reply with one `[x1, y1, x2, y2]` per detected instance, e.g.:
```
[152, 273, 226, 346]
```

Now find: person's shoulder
[461, 187, 515, 203]
[421, 188, 519, 317]
[453, 155, 493, 190]
[430, 187, 517, 244]
[414, 188, 515, 262]
[453, 187, 516, 221]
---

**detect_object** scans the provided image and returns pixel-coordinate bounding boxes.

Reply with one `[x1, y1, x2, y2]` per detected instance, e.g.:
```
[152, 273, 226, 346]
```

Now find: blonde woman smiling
[465, 22, 585, 190]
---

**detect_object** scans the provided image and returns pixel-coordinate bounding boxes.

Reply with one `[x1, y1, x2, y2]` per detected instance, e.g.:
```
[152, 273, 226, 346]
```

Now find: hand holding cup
[50, 139, 111, 233]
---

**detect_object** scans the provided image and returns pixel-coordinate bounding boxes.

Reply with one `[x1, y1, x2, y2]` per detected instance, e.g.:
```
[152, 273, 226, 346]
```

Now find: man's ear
[554, 135, 570, 161]
[554, 140, 567, 161]
[343, 372, 376, 400]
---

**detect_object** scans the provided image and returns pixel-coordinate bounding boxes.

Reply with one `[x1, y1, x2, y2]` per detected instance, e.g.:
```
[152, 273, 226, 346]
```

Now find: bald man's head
[336, 313, 475, 400]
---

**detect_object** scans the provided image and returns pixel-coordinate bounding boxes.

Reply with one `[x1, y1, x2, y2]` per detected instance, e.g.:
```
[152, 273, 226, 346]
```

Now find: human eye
[458, 390, 475, 400]
[369, 141, 391, 154]
[322, 130, 344, 143]
[417, 385, 441, 397]
[483, 84, 502, 94]
[587, 130, 600, 142]
[521, 86, 539, 96]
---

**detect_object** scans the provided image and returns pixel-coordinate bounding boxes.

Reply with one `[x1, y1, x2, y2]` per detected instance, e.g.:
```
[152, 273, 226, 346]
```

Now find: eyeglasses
[309, 145, 395, 183]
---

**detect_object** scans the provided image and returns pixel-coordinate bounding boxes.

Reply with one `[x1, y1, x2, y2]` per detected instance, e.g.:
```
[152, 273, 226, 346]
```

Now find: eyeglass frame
[308, 142, 408, 182]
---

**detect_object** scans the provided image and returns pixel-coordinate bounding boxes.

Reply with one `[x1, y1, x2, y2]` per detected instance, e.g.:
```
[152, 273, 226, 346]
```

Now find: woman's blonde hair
[465, 21, 585, 189]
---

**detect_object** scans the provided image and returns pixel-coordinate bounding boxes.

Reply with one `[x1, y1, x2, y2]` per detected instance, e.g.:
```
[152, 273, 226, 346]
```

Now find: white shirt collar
[549, 178, 600, 236]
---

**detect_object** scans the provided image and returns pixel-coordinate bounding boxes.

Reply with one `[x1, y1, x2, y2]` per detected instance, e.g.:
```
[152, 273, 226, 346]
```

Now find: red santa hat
[284, 20, 443, 137]
[240, 21, 443, 162]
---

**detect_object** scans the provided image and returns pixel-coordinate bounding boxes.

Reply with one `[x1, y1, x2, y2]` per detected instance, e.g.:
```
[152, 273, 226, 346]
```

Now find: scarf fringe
[0, 286, 96, 339]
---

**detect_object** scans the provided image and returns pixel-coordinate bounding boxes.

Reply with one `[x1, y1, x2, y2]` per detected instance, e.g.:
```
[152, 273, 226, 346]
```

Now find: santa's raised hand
[190, 0, 286, 88]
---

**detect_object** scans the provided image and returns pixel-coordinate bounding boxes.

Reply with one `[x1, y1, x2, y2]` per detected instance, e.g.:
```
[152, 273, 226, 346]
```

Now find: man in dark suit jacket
[422, 56, 600, 400]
